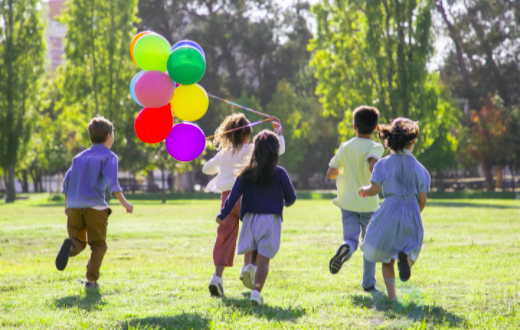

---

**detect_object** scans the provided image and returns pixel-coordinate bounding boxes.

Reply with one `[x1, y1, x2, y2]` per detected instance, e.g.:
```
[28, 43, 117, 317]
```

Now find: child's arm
[280, 168, 297, 207]
[101, 154, 132, 213]
[327, 167, 341, 179]
[113, 191, 133, 213]
[368, 157, 378, 173]
[358, 183, 380, 197]
[418, 192, 427, 212]
[327, 145, 343, 179]
[216, 177, 244, 224]
[271, 118, 286, 155]
[202, 152, 221, 175]
[62, 168, 72, 215]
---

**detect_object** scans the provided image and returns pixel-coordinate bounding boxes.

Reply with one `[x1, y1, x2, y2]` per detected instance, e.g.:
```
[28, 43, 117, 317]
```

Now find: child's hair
[88, 116, 114, 144]
[378, 118, 419, 152]
[213, 113, 252, 154]
[353, 106, 380, 134]
[239, 130, 280, 186]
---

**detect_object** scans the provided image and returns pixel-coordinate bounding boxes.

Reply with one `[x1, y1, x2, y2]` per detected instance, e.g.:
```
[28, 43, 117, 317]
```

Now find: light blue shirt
[62, 144, 122, 208]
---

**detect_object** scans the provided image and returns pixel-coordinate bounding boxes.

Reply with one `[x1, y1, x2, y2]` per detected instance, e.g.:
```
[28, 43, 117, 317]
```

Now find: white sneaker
[208, 274, 224, 297]
[242, 264, 256, 290]
[239, 265, 246, 281]
[250, 290, 263, 306]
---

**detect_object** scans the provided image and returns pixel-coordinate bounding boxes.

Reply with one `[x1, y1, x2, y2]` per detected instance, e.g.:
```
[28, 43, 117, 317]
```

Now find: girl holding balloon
[203, 114, 285, 297]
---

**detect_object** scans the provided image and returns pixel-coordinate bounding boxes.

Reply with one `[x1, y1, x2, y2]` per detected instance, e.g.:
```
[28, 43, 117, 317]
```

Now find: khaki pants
[66, 208, 111, 281]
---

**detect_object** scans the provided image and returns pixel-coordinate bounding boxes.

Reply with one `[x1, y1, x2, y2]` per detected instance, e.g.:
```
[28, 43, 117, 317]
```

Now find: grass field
[1, 194, 519, 329]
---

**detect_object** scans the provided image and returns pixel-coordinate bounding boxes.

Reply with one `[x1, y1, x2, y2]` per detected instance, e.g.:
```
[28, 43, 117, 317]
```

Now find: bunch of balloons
[129, 31, 209, 162]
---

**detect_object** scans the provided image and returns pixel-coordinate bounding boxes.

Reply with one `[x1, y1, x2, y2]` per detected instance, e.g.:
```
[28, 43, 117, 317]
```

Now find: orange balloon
[130, 31, 152, 64]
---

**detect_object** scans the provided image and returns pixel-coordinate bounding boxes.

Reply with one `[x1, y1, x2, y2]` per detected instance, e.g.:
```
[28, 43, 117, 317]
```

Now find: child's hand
[123, 202, 134, 213]
[216, 217, 224, 225]
[358, 187, 367, 198]
[271, 117, 282, 135]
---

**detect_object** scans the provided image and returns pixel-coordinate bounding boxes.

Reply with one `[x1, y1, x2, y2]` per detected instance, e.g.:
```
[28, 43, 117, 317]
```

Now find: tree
[309, 0, 458, 160]
[0, 0, 46, 202]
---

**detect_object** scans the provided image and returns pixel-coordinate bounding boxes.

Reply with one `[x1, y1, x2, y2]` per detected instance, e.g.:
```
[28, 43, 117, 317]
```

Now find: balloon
[167, 46, 206, 85]
[171, 84, 209, 122]
[129, 71, 145, 107]
[171, 40, 205, 59]
[130, 31, 153, 64]
[165, 123, 205, 162]
[134, 71, 175, 108]
[134, 34, 171, 71]
[134, 104, 174, 144]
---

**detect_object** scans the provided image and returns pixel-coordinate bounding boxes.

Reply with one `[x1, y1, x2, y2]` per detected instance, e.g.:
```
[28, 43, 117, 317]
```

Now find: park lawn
[0, 194, 519, 329]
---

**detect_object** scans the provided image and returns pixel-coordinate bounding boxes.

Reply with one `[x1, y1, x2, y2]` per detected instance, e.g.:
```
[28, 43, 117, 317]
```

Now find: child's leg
[66, 209, 87, 256]
[360, 213, 376, 289]
[84, 209, 109, 283]
[382, 260, 396, 300]
[253, 253, 270, 293]
[213, 192, 241, 277]
[243, 251, 252, 266]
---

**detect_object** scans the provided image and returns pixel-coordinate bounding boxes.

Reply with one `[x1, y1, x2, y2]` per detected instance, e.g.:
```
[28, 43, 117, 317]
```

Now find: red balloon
[134, 104, 174, 144]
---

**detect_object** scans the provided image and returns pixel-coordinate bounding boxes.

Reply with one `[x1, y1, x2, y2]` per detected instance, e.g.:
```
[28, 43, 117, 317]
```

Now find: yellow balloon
[171, 84, 209, 121]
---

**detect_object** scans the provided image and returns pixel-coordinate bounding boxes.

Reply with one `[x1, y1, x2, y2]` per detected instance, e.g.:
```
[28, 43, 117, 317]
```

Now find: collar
[396, 149, 413, 156]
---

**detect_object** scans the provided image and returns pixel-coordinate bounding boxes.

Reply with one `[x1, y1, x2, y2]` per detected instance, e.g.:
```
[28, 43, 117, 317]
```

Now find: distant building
[46, 0, 66, 70]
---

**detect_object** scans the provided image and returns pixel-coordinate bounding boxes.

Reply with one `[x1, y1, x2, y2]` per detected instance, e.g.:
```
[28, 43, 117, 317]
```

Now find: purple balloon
[172, 40, 205, 59]
[165, 123, 205, 162]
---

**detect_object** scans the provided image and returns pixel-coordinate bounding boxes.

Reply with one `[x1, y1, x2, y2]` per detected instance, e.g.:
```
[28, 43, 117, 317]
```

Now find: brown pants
[66, 208, 111, 281]
[213, 191, 241, 267]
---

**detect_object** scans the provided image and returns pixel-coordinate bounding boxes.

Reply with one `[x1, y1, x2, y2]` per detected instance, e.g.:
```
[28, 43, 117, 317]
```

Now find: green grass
[1, 194, 519, 329]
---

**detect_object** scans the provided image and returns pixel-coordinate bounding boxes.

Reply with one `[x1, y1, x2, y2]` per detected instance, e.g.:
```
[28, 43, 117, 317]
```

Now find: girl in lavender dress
[358, 118, 430, 301]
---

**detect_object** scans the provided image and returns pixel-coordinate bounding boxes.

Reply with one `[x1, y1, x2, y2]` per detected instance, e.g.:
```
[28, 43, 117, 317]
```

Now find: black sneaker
[85, 281, 99, 289]
[329, 243, 351, 274]
[397, 251, 411, 282]
[363, 285, 379, 292]
[55, 238, 73, 271]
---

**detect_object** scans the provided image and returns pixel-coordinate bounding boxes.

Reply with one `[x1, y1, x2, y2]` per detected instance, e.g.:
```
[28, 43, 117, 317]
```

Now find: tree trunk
[436, 170, 445, 192]
[22, 169, 29, 193]
[4, 164, 16, 202]
[146, 171, 155, 192]
[483, 162, 494, 191]
[161, 167, 166, 204]
[494, 165, 503, 189]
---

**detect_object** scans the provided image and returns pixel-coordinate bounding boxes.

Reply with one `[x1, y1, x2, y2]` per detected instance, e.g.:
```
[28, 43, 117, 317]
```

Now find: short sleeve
[418, 167, 431, 193]
[329, 145, 343, 169]
[101, 153, 122, 194]
[366, 143, 384, 162]
[370, 160, 385, 186]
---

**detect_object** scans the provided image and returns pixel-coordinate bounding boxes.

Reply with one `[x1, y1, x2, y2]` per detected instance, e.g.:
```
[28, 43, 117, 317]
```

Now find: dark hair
[378, 117, 419, 152]
[353, 106, 380, 135]
[214, 113, 252, 154]
[88, 116, 114, 144]
[239, 130, 280, 186]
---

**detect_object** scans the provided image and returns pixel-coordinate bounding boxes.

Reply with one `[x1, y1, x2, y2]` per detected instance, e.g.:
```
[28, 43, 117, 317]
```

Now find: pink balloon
[134, 71, 175, 108]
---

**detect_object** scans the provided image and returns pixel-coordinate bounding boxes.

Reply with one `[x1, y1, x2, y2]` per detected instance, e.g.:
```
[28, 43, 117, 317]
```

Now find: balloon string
[206, 118, 273, 140]
[208, 94, 273, 118]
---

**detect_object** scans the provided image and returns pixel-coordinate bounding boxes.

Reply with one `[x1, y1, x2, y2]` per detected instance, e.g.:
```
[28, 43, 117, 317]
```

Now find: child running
[55, 116, 133, 289]
[203, 114, 285, 297]
[216, 130, 296, 306]
[327, 106, 384, 292]
[359, 118, 430, 301]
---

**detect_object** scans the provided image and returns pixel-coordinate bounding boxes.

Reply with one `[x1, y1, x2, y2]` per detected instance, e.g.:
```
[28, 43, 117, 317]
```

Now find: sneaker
[55, 238, 73, 271]
[363, 285, 379, 292]
[397, 252, 411, 282]
[85, 281, 99, 289]
[208, 274, 224, 297]
[250, 290, 263, 306]
[242, 264, 256, 290]
[239, 265, 246, 281]
[329, 243, 351, 274]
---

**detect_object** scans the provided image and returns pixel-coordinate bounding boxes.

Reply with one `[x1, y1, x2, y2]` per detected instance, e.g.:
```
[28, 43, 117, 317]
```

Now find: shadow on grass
[54, 289, 105, 311]
[221, 294, 306, 322]
[427, 201, 519, 209]
[120, 313, 210, 330]
[351, 293, 467, 328]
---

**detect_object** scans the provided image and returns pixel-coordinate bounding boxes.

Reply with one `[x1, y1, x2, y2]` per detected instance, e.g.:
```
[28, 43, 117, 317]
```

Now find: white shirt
[203, 135, 285, 193]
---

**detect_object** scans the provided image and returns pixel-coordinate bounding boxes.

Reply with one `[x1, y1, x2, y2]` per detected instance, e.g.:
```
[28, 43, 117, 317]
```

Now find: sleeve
[217, 177, 245, 220]
[366, 143, 385, 162]
[202, 151, 222, 175]
[328, 145, 342, 169]
[61, 167, 72, 194]
[101, 153, 122, 195]
[370, 160, 385, 187]
[418, 168, 431, 193]
[277, 135, 286, 155]
[280, 168, 297, 207]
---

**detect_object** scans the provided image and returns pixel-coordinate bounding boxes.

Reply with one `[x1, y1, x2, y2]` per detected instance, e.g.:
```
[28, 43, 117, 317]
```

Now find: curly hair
[213, 113, 252, 154]
[378, 118, 419, 152]
[239, 130, 280, 186]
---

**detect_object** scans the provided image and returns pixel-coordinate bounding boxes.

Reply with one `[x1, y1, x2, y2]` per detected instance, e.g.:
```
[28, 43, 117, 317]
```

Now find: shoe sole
[242, 270, 255, 290]
[329, 243, 350, 274]
[56, 238, 73, 271]
[250, 299, 261, 306]
[208, 283, 223, 297]
[398, 252, 411, 282]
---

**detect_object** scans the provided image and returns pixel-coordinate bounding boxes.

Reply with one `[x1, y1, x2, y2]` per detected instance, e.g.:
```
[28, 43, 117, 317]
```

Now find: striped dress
[360, 149, 431, 263]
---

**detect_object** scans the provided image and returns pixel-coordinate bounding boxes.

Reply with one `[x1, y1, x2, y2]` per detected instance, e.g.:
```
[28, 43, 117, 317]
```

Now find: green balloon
[134, 34, 171, 71]
[167, 46, 206, 85]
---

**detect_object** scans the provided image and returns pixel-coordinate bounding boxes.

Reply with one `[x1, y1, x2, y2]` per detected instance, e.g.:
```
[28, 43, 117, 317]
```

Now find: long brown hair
[239, 130, 280, 186]
[213, 113, 252, 154]
[378, 117, 419, 152]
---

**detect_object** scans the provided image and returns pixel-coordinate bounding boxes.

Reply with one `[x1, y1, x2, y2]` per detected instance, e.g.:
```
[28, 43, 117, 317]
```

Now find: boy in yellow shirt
[327, 106, 384, 292]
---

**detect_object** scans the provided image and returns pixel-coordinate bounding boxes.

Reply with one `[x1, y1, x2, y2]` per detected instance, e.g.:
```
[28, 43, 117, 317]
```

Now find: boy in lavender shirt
[55, 116, 133, 289]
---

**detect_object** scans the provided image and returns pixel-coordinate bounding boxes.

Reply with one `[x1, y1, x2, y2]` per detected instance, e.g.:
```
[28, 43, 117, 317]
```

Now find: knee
[89, 240, 107, 252]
